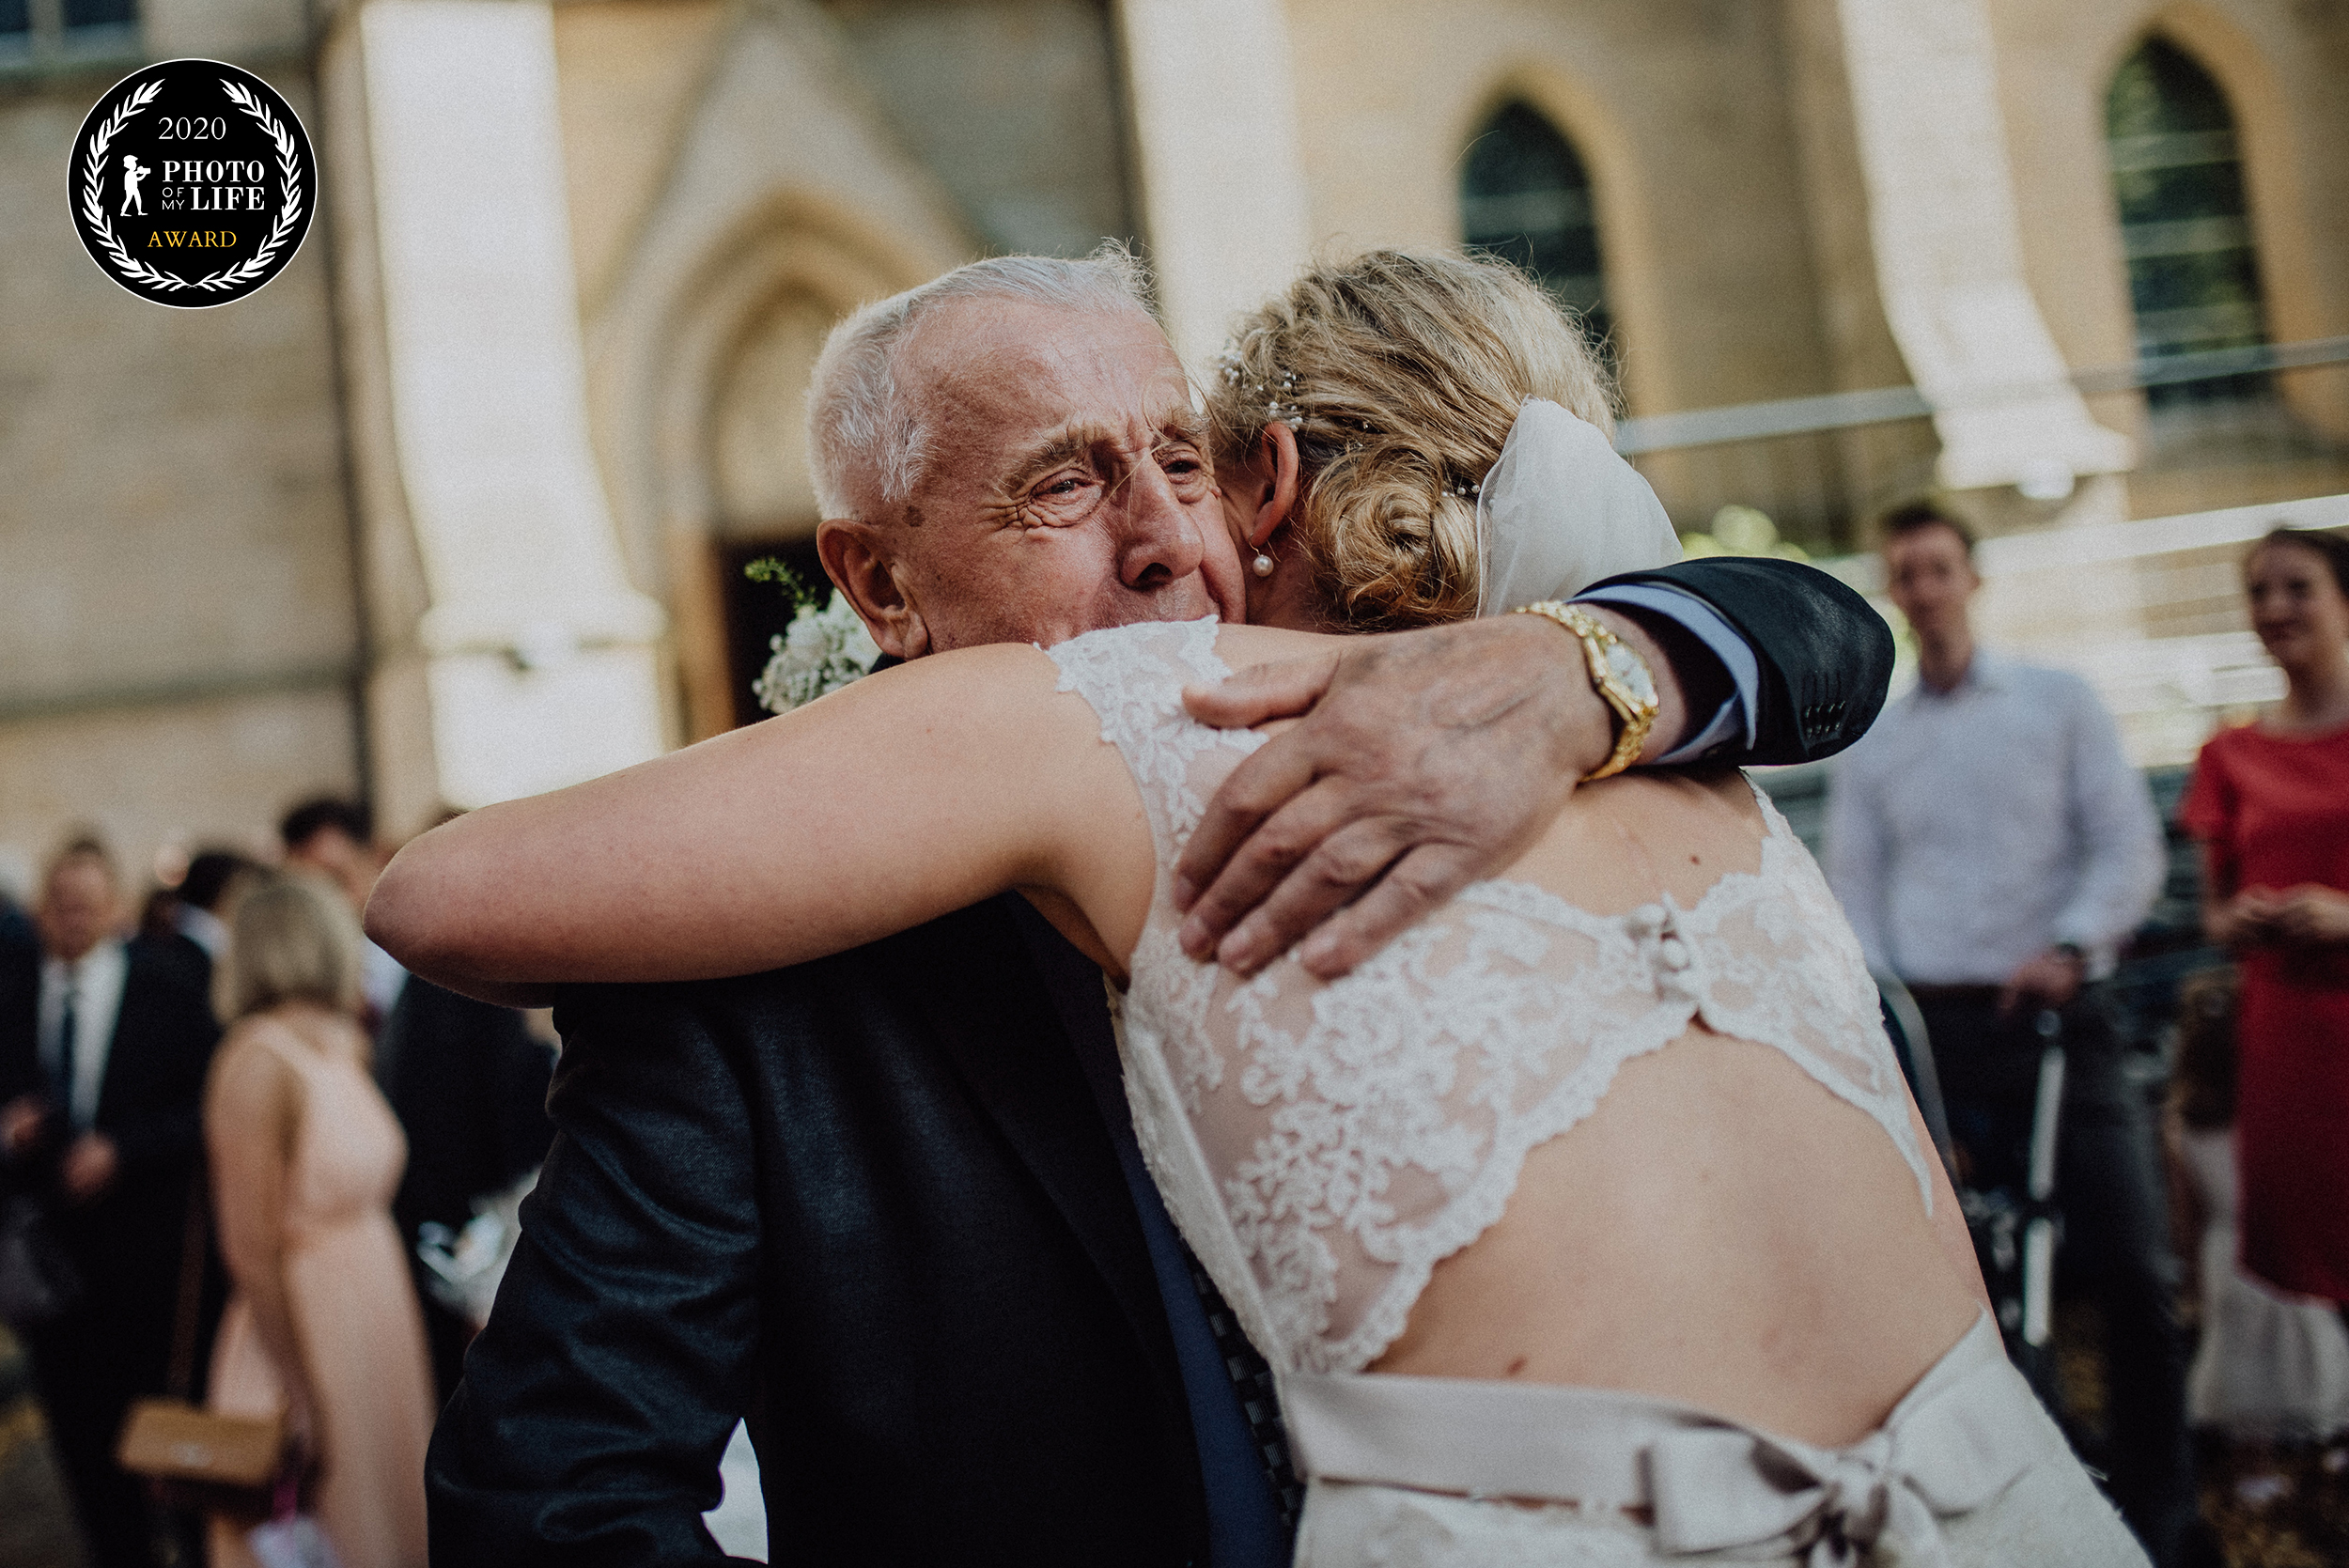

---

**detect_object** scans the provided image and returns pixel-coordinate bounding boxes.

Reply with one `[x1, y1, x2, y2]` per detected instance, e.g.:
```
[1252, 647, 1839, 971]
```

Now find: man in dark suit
[0, 835, 220, 1568]
[376, 975, 554, 1404]
[426, 257, 1894, 1566]
[283, 799, 556, 1405]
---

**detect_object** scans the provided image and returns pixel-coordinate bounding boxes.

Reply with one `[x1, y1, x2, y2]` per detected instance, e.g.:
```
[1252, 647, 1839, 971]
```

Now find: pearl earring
[1252, 550, 1275, 577]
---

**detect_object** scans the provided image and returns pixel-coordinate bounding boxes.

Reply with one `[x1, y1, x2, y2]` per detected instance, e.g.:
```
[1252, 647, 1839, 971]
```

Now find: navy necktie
[54, 981, 80, 1126]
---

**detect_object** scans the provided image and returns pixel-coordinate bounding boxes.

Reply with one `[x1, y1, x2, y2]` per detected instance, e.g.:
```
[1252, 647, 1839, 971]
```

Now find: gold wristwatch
[1514, 601, 1659, 782]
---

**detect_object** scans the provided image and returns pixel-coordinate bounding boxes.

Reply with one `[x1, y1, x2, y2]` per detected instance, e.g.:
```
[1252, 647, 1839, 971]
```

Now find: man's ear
[817, 519, 928, 660]
[1248, 422, 1303, 551]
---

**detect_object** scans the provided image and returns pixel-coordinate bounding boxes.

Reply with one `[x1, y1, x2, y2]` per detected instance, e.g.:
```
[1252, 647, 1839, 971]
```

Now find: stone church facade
[3, 0, 2345, 890]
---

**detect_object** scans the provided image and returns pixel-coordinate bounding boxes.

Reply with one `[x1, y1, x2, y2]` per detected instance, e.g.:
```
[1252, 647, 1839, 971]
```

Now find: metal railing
[1614, 337, 2349, 551]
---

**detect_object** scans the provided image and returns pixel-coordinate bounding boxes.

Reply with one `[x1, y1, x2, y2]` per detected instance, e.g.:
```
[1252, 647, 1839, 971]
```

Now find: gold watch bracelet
[1513, 600, 1660, 783]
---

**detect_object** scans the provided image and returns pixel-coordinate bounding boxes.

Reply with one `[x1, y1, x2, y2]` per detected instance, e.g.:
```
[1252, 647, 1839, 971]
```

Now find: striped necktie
[1186, 1252, 1303, 1531]
[53, 980, 80, 1127]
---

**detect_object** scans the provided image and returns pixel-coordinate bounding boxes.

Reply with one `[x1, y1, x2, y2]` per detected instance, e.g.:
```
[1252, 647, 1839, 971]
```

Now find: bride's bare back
[373, 615, 1984, 1450]
[1353, 684, 1985, 1443]
[1070, 622, 1985, 1449]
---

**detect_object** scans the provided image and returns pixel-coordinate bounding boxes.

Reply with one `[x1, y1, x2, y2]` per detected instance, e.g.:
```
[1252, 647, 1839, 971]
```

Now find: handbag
[0, 1192, 81, 1327]
[116, 1166, 287, 1513]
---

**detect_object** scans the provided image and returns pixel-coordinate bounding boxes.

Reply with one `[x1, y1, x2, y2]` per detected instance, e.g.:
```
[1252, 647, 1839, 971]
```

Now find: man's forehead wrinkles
[1010, 404, 1202, 477]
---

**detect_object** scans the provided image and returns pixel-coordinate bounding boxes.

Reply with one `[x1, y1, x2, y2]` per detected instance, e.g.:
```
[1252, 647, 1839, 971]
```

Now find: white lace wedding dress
[1050, 619, 2148, 1568]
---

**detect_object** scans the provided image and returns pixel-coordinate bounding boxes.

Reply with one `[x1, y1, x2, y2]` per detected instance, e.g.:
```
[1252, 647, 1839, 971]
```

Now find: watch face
[1603, 640, 1658, 707]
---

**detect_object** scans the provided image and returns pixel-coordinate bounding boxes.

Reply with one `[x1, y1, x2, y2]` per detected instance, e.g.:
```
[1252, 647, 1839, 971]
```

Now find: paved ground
[2197, 1438, 2349, 1568]
[2053, 1298, 2349, 1568]
[0, 1323, 88, 1568]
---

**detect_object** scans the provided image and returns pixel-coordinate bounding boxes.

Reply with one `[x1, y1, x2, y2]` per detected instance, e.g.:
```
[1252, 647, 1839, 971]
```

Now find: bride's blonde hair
[1206, 250, 1617, 630]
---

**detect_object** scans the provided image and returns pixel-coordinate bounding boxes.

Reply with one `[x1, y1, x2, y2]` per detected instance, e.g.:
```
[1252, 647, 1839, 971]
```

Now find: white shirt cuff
[1573, 583, 1758, 764]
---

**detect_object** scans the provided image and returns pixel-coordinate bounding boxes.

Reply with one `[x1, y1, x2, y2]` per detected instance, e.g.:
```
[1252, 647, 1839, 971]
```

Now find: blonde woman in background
[204, 873, 431, 1568]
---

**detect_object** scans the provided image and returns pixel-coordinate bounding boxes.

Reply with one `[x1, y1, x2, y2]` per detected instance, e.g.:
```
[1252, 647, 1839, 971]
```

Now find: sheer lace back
[1050, 619, 1932, 1376]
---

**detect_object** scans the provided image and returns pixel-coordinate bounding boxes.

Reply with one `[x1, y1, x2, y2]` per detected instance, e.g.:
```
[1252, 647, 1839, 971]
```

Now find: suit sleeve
[1585, 556, 1896, 766]
[0, 945, 39, 1108]
[427, 984, 760, 1566]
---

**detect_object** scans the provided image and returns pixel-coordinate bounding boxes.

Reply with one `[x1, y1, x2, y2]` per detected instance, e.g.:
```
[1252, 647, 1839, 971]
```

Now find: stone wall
[1987, 0, 2349, 442]
[1283, 0, 1836, 421]
[0, 46, 356, 897]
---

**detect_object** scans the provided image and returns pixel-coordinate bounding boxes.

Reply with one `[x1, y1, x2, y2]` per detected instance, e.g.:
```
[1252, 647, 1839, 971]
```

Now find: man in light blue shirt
[1827, 503, 2188, 1567]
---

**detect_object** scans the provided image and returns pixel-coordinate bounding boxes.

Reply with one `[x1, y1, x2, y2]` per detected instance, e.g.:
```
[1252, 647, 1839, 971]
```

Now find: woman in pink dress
[2182, 527, 2349, 1307]
[204, 873, 433, 1568]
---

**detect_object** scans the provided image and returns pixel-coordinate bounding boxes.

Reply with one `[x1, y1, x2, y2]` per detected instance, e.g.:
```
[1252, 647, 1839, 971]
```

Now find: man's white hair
[807, 243, 1158, 521]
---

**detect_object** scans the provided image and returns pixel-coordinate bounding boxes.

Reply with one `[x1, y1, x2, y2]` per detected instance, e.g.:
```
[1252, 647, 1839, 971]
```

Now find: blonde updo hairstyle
[1206, 250, 1617, 630]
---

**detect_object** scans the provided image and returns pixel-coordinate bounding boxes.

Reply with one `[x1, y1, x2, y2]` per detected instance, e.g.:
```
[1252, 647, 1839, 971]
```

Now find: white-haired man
[427, 251, 1896, 1567]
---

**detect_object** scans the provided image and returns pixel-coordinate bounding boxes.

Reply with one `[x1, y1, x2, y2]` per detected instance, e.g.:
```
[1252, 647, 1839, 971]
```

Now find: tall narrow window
[2106, 38, 2267, 403]
[1460, 101, 1608, 348]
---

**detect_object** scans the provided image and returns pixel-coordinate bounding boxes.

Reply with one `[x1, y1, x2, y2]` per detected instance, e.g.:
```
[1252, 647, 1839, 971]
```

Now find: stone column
[345, 0, 666, 813]
[1834, 0, 2133, 498]
[1116, 0, 1313, 368]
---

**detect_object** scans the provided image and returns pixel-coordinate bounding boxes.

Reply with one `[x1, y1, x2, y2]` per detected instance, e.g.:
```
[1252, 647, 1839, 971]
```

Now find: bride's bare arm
[366, 644, 1149, 1001]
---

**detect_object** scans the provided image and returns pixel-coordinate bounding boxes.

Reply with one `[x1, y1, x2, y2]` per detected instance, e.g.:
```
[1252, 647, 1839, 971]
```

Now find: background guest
[172, 849, 263, 974]
[204, 873, 431, 1568]
[281, 800, 553, 1403]
[281, 800, 405, 1026]
[0, 834, 220, 1568]
[0, 891, 35, 969]
[1826, 502, 2186, 1563]
[2180, 527, 2349, 1317]
[2162, 967, 2349, 1445]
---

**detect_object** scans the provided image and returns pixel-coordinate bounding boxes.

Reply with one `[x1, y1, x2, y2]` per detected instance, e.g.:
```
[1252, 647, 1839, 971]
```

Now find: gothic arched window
[1460, 101, 1608, 348]
[2106, 38, 2267, 402]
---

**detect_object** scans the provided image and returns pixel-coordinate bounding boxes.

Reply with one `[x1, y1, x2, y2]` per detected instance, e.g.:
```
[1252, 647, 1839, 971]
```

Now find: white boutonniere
[750, 560, 880, 716]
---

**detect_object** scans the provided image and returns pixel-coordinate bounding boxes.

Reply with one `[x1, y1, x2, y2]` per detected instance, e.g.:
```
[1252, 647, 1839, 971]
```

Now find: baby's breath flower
[753, 591, 881, 716]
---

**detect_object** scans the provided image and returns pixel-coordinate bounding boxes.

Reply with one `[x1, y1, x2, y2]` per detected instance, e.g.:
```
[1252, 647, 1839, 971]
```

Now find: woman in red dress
[2182, 527, 2349, 1305]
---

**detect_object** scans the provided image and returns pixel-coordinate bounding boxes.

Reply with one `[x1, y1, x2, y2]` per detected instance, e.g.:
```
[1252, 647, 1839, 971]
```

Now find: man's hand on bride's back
[1174, 611, 1685, 979]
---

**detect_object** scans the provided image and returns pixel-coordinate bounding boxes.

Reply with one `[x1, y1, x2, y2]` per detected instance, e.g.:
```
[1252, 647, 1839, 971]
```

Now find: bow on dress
[1644, 1349, 2049, 1567]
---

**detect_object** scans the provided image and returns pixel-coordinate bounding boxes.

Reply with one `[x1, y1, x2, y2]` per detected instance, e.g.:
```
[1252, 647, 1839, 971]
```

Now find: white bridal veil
[1473, 398, 1682, 615]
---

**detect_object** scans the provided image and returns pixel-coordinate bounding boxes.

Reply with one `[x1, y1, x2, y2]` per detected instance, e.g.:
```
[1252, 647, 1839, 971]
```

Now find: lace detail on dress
[1048, 620, 1934, 1378]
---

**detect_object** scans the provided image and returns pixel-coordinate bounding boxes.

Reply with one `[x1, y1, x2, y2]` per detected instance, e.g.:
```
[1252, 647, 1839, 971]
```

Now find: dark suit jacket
[428, 558, 1892, 1566]
[377, 975, 555, 1402]
[1603, 555, 1893, 765]
[0, 937, 221, 1382]
[430, 902, 1202, 1566]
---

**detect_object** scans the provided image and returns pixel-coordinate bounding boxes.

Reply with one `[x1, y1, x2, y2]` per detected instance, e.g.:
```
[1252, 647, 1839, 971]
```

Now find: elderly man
[428, 253, 1894, 1567]
[1826, 502, 2186, 1566]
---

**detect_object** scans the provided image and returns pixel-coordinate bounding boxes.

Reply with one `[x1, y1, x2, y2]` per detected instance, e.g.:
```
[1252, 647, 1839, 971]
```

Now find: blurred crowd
[1824, 515, 2349, 1568]
[0, 800, 556, 1568]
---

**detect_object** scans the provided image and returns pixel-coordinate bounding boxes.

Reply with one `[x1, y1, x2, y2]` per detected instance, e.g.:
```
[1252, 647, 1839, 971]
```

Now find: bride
[371, 251, 2143, 1566]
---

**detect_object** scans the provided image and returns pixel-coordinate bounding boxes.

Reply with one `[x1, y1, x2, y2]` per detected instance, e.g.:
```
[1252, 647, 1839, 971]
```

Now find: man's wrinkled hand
[1173, 616, 1620, 980]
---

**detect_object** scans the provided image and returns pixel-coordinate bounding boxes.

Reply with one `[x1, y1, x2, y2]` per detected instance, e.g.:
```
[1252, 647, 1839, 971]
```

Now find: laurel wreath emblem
[78, 74, 306, 296]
